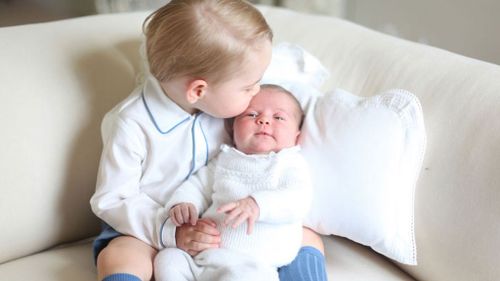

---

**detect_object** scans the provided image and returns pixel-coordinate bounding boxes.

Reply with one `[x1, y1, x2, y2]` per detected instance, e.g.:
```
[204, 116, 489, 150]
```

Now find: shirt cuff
[160, 217, 177, 248]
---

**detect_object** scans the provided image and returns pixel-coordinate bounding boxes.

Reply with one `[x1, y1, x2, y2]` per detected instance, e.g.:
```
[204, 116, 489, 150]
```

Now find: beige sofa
[1, 5, 499, 281]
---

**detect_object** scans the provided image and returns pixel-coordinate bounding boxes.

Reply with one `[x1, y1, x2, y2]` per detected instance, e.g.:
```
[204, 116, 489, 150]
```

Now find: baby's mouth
[255, 131, 273, 138]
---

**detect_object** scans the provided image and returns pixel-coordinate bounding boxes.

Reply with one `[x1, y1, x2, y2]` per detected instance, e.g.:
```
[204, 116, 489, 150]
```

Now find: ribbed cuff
[102, 273, 141, 281]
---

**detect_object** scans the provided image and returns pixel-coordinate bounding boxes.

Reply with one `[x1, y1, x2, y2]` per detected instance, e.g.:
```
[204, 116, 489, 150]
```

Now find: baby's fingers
[169, 208, 182, 226]
[231, 212, 248, 229]
[179, 203, 198, 226]
[180, 204, 191, 224]
[188, 204, 198, 225]
[217, 201, 237, 213]
[223, 208, 242, 226]
[246, 217, 256, 235]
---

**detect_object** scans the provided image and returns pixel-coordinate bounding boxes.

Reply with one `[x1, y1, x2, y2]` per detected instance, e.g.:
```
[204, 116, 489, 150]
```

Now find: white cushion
[301, 88, 425, 265]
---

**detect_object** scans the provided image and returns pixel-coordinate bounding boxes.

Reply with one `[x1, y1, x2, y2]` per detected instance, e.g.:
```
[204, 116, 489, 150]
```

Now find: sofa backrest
[0, 12, 148, 264]
[1, 6, 499, 281]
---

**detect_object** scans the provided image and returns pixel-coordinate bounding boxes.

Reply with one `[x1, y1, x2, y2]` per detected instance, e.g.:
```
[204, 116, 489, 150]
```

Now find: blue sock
[102, 273, 141, 281]
[278, 246, 328, 281]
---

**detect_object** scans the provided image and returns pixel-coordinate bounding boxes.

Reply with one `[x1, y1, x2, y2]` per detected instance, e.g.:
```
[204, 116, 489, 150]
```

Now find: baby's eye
[247, 112, 258, 118]
[274, 116, 285, 121]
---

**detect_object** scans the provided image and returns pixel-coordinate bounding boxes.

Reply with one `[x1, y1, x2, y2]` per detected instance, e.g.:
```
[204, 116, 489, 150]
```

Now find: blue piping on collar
[141, 91, 190, 134]
[141, 91, 209, 180]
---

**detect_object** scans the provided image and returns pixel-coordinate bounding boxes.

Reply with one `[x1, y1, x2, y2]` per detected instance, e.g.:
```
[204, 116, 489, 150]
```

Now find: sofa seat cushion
[0, 240, 96, 281]
[0, 236, 414, 281]
[325, 236, 415, 280]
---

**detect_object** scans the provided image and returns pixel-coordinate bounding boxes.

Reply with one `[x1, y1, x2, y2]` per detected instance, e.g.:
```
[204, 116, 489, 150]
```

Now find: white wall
[0, 0, 95, 26]
[3, 0, 498, 66]
[31, 0, 95, 15]
[345, 0, 500, 65]
[265, 0, 500, 65]
[280, 0, 346, 17]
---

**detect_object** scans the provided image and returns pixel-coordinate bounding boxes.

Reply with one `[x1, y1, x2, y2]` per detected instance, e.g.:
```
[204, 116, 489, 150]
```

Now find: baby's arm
[164, 161, 215, 217]
[216, 155, 312, 233]
[217, 177, 309, 234]
[251, 157, 312, 224]
[165, 160, 219, 255]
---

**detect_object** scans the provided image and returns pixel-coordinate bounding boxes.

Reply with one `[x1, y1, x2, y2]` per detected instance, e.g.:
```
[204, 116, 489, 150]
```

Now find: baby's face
[232, 88, 301, 154]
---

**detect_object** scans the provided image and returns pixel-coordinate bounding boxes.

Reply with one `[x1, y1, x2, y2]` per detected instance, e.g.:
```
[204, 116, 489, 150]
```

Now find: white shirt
[90, 75, 230, 249]
[166, 144, 312, 267]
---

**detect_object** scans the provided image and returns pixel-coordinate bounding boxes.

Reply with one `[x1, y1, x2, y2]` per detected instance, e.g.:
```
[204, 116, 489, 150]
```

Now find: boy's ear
[186, 79, 208, 104]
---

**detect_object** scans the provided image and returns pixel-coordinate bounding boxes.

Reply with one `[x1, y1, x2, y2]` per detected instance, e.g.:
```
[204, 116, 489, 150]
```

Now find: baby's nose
[257, 118, 270, 125]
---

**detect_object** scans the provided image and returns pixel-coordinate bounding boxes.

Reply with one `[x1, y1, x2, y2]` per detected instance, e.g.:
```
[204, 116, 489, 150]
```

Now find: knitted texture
[167, 145, 312, 267]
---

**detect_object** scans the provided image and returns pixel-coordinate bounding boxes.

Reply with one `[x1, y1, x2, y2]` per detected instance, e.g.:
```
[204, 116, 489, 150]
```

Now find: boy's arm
[90, 116, 171, 249]
[251, 157, 312, 224]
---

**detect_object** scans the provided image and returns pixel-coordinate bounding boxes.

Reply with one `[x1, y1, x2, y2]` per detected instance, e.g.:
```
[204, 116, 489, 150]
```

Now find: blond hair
[143, 0, 273, 84]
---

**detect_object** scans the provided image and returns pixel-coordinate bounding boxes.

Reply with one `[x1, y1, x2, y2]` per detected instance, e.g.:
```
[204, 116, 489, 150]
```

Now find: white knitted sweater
[166, 144, 312, 267]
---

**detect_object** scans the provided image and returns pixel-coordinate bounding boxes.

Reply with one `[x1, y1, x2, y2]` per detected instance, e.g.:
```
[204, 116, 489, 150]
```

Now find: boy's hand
[176, 218, 220, 256]
[169, 203, 198, 226]
[217, 196, 260, 234]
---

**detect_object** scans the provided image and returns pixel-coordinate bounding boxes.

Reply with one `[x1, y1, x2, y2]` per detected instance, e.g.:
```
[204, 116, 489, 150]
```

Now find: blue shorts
[92, 221, 123, 263]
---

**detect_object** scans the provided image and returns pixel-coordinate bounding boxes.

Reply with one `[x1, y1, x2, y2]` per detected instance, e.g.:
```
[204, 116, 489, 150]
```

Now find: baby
[154, 84, 312, 281]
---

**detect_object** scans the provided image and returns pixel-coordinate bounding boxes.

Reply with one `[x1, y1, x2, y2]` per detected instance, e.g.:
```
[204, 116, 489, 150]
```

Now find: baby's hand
[169, 203, 198, 226]
[217, 196, 260, 234]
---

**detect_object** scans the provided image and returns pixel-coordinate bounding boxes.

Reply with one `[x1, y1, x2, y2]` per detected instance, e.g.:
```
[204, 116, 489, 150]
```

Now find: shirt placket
[186, 113, 209, 180]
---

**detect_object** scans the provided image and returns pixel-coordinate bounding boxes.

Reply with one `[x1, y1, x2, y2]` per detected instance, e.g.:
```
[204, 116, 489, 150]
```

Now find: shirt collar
[142, 75, 193, 134]
[220, 144, 301, 158]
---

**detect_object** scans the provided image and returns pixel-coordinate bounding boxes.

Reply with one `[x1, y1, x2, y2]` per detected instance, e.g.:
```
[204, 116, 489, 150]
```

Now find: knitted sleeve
[252, 155, 312, 224]
[164, 159, 217, 216]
